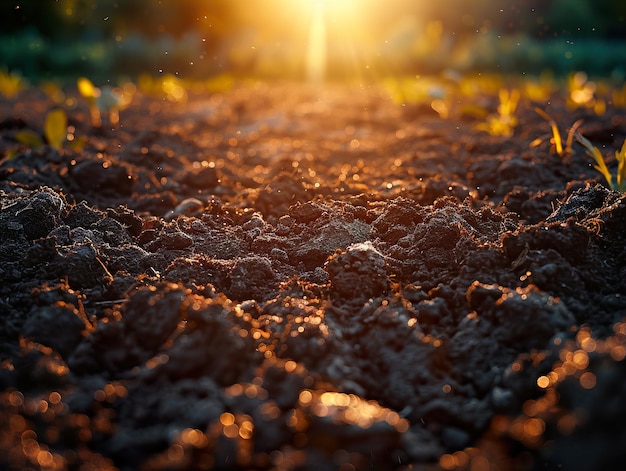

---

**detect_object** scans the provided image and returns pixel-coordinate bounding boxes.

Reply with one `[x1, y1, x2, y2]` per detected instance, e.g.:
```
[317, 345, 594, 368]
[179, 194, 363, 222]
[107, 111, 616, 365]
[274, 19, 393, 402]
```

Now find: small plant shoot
[14, 129, 44, 149]
[533, 108, 583, 157]
[43, 108, 68, 150]
[476, 88, 520, 137]
[77, 77, 133, 128]
[0, 69, 26, 99]
[575, 133, 626, 192]
[13, 109, 72, 153]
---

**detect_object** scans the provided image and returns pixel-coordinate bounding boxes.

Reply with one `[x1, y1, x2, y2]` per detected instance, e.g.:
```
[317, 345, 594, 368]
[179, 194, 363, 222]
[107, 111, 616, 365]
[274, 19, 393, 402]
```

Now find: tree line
[1, 0, 625, 41]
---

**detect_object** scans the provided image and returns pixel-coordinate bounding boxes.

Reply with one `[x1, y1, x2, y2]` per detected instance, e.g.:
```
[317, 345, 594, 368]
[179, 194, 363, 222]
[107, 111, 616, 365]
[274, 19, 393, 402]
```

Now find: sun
[292, 0, 370, 82]
[300, 0, 370, 31]
[295, 0, 361, 16]
[314, 0, 361, 16]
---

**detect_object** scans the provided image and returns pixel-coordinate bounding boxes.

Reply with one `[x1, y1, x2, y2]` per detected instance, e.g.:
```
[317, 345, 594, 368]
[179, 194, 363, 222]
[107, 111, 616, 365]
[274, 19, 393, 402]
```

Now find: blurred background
[1, 0, 625, 83]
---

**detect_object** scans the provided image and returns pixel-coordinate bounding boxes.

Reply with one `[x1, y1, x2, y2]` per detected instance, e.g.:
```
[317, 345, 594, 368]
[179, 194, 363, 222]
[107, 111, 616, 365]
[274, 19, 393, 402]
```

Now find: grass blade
[616, 139, 626, 192]
[535, 107, 563, 156]
[575, 132, 614, 189]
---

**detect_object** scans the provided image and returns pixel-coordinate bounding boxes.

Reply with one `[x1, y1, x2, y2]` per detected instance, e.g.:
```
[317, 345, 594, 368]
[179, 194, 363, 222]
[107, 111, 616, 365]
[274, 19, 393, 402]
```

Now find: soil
[1, 82, 626, 470]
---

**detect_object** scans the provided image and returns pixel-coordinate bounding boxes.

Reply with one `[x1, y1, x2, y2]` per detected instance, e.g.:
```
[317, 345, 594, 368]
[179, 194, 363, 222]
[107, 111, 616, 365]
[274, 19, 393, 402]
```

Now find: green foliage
[544, 0, 602, 34]
[3, 0, 625, 42]
[0, 30, 211, 83]
[2, 0, 626, 81]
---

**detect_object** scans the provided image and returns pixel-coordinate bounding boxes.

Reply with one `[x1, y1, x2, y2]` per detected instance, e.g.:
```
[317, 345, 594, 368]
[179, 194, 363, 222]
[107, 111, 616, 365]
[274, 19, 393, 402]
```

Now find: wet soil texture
[1, 82, 626, 470]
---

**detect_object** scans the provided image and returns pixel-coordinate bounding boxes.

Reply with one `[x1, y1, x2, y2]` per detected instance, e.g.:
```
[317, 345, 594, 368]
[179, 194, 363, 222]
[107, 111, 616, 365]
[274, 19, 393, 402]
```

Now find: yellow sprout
[77, 77, 100, 100]
[14, 130, 44, 148]
[77, 77, 133, 128]
[77, 77, 102, 127]
[552, 123, 564, 155]
[523, 78, 553, 103]
[616, 140, 626, 192]
[475, 115, 516, 137]
[498, 88, 520, 118]
[567, 71, 604, 115]
[385, 77, 441, 105]
[0, 69, 26, 98]
[476, 88, 519, 137]
[535, 108, 563, 155]
[43, 109, 68, 151]
[534, 109, 583, 158]
[575, 133, 616, 190]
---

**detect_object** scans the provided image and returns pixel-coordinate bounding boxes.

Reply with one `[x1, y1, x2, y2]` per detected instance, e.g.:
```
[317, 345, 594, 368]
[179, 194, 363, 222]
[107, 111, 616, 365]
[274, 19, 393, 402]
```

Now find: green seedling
[533, 108, 583, 157]
[575, 132, 626, 192]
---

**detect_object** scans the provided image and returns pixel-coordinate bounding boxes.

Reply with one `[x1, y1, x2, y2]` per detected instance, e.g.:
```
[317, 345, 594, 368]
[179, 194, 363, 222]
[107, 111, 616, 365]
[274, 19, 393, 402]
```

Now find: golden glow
[217, 0, 440, 80]
[297, 0, 365, 82]
[299, 0, 361, 17]
[306, 3, 326, 83]
[286, 0, 374, 81]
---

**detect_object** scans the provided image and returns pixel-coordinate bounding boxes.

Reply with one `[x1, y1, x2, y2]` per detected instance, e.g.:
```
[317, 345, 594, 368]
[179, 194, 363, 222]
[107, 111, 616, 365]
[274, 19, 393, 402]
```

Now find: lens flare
[297, 0, 368, 82]
[307, 3, 326, 83]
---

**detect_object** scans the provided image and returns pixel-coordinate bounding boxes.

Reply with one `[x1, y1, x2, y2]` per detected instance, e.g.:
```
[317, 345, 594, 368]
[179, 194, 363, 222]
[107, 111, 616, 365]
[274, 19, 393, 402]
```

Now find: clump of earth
[1, 82, 626, 470]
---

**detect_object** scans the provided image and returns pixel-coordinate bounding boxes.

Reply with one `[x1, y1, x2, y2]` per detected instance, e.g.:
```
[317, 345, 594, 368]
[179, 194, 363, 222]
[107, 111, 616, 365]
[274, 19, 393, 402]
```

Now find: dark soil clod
[1, 84, 626, 470]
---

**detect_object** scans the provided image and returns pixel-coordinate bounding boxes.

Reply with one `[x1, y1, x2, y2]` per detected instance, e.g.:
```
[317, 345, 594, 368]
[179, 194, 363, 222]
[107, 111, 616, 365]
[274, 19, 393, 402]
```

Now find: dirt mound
[1, 84, 626, 470]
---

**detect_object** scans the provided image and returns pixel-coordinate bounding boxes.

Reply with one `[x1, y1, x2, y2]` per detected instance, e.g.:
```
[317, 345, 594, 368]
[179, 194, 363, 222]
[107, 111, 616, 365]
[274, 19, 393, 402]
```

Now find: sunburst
[297, 0, 365, 82]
